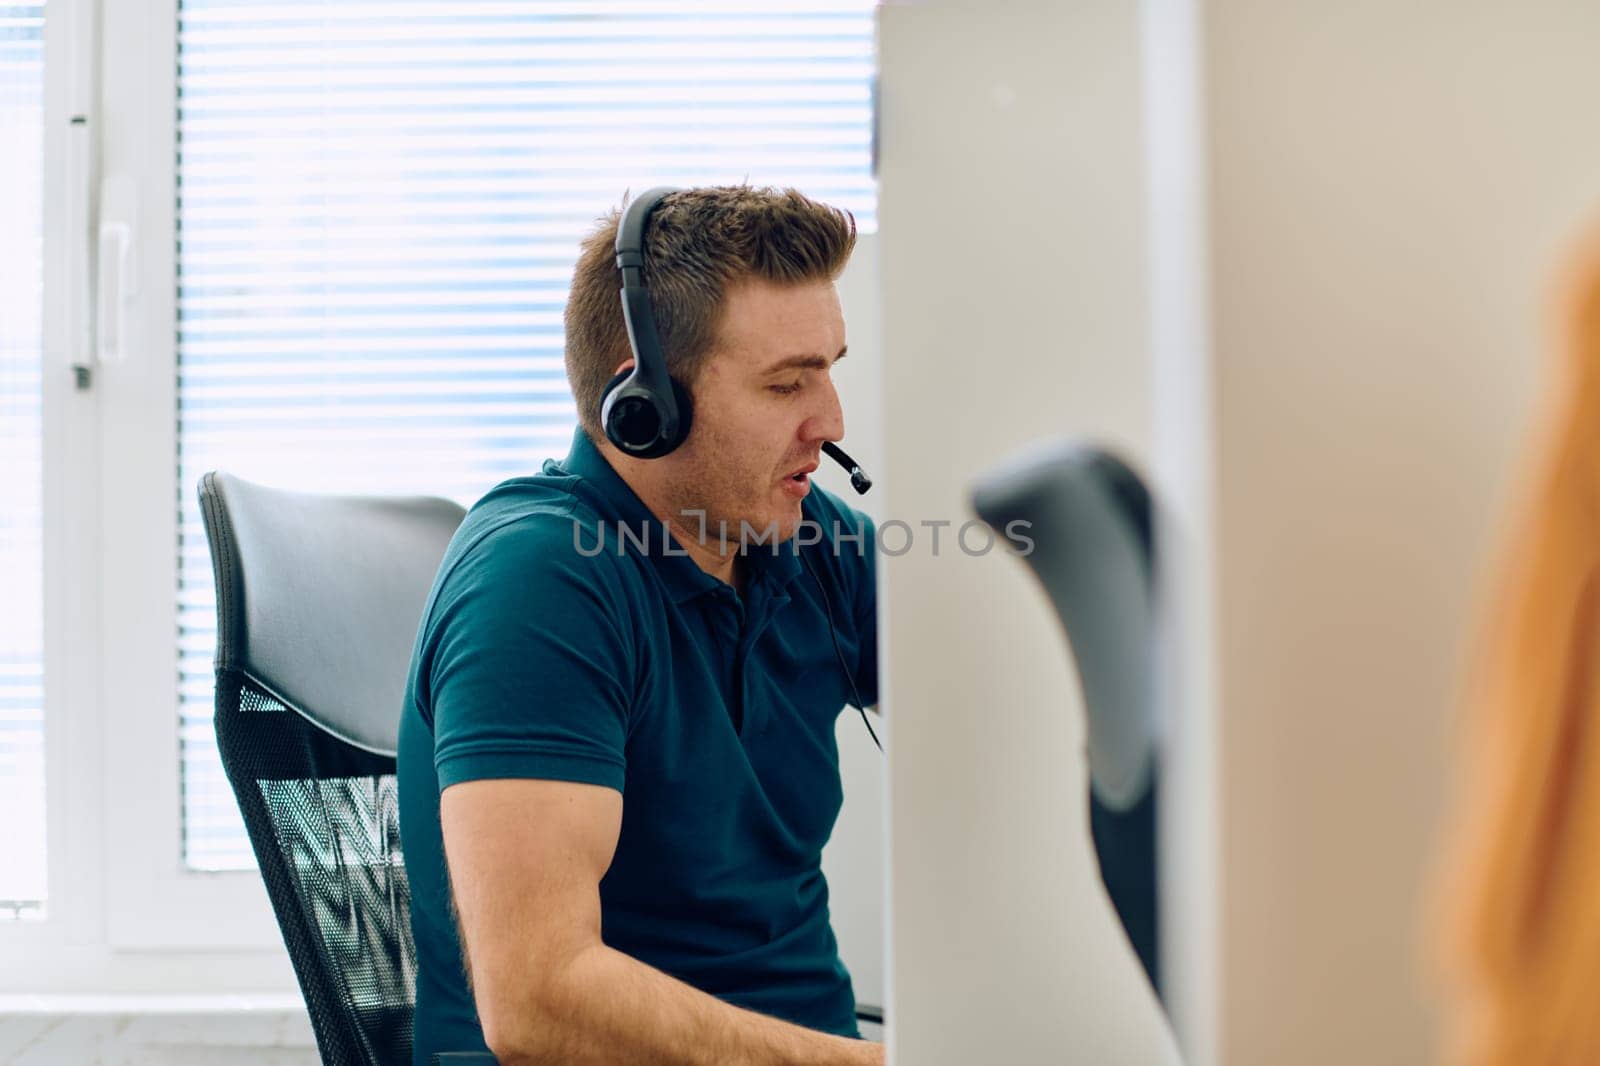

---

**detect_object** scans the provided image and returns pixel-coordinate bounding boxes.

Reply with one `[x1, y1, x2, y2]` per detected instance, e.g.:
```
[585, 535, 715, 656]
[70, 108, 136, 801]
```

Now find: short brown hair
[563, 184, 857, 443]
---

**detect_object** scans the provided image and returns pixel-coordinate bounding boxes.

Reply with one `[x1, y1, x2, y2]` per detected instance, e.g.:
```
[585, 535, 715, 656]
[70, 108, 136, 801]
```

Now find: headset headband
[600, 186, 690, 457]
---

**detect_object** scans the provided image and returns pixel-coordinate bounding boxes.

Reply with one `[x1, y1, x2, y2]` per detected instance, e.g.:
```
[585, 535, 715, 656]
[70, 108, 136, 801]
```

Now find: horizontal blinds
[0, 0, 48, 915]
[175, 0, 879, 870]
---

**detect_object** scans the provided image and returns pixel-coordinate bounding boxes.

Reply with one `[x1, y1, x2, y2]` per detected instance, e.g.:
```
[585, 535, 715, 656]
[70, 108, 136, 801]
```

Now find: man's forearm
[493, 942, 881, 1066]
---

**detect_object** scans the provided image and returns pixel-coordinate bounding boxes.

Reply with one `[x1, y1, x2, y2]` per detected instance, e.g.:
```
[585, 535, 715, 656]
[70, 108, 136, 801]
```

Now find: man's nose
[801, 376, 846, 443]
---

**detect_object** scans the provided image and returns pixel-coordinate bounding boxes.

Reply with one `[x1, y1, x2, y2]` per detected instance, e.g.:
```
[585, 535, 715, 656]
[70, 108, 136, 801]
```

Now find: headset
[602, 186, 882, 750]
[602, 186, 872, 493]
[601, 186, 696, 459]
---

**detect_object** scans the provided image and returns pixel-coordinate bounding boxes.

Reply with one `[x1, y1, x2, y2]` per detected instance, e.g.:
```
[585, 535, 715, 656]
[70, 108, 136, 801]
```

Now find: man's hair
[563, 184, 857, 443]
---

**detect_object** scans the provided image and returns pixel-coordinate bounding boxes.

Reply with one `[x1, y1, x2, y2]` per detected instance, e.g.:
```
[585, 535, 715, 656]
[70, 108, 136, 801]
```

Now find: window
[0, 0, 47, 919]
[172, 0, 877, 871]
[12, 0, 875, 954]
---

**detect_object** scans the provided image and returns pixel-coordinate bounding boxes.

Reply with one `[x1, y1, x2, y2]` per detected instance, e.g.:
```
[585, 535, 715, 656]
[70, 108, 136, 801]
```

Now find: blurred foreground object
[1431, 218, 1600, 1065]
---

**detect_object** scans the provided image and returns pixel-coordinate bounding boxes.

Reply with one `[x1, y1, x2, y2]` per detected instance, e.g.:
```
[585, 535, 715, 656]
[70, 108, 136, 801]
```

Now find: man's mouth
[782, 460, 818, 497]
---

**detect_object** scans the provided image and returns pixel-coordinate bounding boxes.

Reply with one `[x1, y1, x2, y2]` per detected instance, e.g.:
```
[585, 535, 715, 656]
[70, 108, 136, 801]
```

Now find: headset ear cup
[600, 369, 631, 412]
[598, 369, 694, 457]
[598, 368, 638, 451]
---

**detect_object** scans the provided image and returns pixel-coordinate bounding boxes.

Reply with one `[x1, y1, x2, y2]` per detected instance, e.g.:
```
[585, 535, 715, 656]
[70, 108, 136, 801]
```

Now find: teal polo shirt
[398, 427, 878, 1065]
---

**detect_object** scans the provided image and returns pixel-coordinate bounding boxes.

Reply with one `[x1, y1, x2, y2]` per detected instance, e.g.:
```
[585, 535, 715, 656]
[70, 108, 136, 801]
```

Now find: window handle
[96, 176, 138, 368]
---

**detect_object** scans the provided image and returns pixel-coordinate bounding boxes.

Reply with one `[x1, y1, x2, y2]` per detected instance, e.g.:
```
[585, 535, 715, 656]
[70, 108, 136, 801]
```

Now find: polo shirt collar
[555, 428, 803, 604]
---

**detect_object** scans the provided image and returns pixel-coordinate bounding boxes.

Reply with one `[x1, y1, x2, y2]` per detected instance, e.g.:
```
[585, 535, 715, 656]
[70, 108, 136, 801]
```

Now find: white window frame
[93, 0, 283, 951]
[16, 0, 101, 961]
[0, 0, 291, 987]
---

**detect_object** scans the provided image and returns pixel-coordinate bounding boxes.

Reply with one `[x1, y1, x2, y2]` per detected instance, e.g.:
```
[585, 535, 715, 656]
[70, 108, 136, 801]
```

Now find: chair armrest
[854, 1003, 884, 1026]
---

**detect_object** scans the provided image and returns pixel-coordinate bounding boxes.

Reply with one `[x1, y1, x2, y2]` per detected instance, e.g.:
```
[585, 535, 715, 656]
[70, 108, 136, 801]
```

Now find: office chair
[198, 471, 471, 1065]
[970, 440, 1162, 1003]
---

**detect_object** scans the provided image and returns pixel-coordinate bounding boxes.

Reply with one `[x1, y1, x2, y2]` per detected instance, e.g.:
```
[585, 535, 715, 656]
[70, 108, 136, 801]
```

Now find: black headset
[600, 186, 873, 494]
[601, 186, 696, 459]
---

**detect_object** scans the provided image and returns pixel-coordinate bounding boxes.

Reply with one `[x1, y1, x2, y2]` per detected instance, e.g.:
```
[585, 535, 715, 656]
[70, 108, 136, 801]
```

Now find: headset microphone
[821, 441, 872, 495]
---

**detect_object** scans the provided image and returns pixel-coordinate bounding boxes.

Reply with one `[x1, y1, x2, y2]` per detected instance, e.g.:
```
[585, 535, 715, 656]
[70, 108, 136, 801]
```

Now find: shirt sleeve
[422, 511, 637, 794]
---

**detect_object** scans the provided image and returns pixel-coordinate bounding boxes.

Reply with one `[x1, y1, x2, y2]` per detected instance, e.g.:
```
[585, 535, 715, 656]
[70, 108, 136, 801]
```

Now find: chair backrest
[970, 440, 1162, 1000]
[198, 471, 466, 1066]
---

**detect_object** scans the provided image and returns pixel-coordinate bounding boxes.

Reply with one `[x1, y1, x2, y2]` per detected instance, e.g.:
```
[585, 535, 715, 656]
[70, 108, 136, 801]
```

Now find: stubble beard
[660, 444, 795, 554]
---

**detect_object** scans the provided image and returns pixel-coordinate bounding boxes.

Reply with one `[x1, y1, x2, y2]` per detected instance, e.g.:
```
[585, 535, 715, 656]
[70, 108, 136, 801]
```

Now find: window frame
[12, 0, 99, 959]
[90, 0, 285, 951]
[0, 0, 288, 973]
[0, 0, 290, 987]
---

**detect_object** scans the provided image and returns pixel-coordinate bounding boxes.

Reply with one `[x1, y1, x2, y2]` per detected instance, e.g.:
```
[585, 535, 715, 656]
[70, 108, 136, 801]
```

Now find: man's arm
[442, 777, 883, 1066]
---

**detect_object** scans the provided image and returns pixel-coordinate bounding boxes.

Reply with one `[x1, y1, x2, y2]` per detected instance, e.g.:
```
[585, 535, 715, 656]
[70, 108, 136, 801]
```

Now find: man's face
[660, 277, 848, 547]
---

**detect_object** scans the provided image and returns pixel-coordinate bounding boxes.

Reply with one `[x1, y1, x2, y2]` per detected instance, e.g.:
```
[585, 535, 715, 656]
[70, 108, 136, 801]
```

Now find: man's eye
[769, 382, 803, 395]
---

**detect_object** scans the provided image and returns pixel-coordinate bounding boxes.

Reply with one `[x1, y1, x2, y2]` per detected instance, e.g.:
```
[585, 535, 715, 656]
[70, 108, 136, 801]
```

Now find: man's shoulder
[438, 476, 631, 600]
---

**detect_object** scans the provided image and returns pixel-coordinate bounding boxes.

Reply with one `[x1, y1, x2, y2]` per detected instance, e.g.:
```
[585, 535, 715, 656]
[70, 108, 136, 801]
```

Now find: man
[398, 185, 884, 1065]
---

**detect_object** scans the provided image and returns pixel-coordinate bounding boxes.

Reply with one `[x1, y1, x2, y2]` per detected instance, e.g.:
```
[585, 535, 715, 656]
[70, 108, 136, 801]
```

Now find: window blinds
[0, 1, 47, 915]
[174, 0, 878, 869]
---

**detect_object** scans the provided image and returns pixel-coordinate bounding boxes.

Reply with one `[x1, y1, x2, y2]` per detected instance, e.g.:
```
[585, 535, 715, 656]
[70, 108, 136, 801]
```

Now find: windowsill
[0, 993, 317, 1059]
[0, 993, 307, 1013]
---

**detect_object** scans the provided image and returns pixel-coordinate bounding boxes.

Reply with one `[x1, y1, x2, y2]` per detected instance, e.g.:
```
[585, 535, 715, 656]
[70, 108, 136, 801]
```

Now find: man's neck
[599, 440, 740, 590]
[661, 510, 739, 590]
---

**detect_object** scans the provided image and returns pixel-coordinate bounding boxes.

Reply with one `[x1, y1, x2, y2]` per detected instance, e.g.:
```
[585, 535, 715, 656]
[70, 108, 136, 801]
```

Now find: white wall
[876, 4, 1179, 1064]
[1205, 3, 1600, 1064]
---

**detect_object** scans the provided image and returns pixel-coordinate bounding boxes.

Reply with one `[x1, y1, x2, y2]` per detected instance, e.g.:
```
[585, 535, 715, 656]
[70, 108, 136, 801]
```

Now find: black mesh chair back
[199, 471, 466, 1065]
[970, 440, 1163, 1001]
